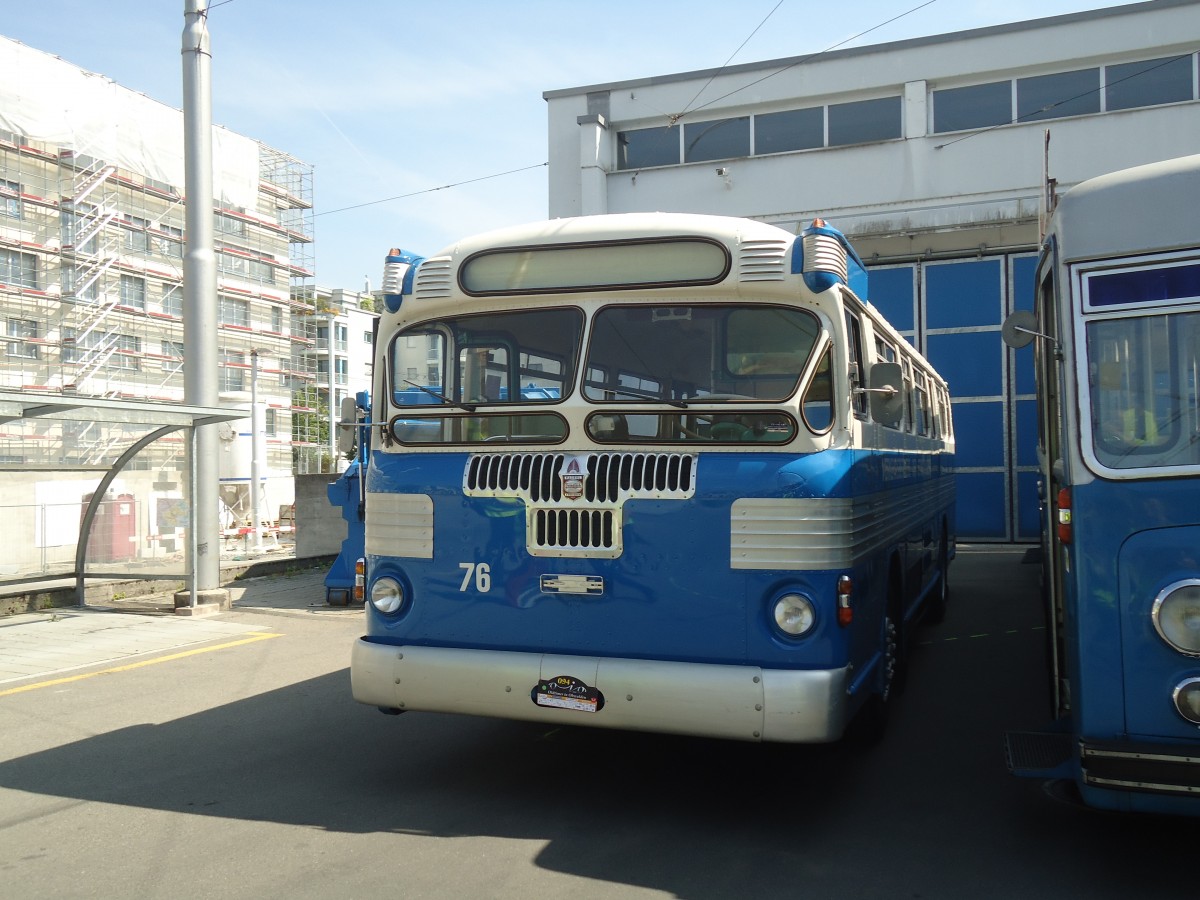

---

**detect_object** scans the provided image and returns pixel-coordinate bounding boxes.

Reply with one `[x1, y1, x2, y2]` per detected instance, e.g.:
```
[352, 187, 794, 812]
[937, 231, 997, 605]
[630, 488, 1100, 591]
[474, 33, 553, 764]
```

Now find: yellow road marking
[0, 632, 283, 698]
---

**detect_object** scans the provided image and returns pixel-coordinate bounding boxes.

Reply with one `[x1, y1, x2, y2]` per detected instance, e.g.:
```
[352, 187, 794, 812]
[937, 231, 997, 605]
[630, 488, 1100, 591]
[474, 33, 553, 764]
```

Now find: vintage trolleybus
[1004, 155, 1200, 815]
[351, 213, 955, 743]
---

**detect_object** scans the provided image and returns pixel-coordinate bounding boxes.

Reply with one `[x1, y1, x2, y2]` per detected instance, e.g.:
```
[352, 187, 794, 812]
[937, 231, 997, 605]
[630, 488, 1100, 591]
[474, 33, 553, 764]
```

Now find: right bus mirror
[868, 361, 904, 427]
[336, 395, 360, 455]
[1001, 310, 1039, 349]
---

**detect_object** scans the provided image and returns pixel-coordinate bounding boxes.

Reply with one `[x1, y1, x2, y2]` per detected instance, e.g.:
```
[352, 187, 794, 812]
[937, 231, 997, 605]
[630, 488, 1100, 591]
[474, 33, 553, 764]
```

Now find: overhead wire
[671, 0, 938, 124]
[314, 162, 548, 217]
[674, 0, 787, 124]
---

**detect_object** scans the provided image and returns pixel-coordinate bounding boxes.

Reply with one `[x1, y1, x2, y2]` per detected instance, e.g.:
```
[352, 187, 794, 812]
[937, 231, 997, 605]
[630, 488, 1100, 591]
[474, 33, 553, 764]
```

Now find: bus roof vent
[738, 239, 789, 282]
[412, 256, 454, 300]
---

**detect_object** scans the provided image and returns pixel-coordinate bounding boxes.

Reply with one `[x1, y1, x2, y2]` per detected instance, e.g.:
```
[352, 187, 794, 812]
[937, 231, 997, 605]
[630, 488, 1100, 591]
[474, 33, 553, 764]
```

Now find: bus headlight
[370, 577, 406, 615]
[774, 593, 816, 637]
[1152, 581, 1200, 657]
[1173, 678, 1200, 726]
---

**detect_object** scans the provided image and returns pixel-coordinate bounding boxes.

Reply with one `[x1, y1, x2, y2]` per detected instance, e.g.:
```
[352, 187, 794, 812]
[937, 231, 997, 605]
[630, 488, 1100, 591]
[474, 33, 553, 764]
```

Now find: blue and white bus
[1004, 155, 1200, 815]
[352, 212, 955, 743]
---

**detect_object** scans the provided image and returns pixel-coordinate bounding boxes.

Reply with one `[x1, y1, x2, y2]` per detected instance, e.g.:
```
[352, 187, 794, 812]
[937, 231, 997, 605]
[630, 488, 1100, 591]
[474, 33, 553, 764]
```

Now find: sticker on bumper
[532, 675, 605, 713]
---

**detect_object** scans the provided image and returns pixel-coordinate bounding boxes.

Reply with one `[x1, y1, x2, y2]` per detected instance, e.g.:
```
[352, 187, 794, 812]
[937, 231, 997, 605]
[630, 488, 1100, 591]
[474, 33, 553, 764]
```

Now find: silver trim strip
[730, 474, 955, 570]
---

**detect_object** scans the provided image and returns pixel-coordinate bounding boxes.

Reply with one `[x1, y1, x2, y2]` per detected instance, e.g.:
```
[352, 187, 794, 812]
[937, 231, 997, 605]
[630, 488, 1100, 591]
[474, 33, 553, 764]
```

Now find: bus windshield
[583, 304, 821, 403]
[1086, 310, 1200, 470]
[391, 307, 583, 407]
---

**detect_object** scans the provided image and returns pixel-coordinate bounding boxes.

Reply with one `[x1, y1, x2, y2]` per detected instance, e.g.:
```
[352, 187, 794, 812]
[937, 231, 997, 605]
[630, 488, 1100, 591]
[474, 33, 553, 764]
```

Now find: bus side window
[845, 311, 867, 418]
[802, 344, 834, 433]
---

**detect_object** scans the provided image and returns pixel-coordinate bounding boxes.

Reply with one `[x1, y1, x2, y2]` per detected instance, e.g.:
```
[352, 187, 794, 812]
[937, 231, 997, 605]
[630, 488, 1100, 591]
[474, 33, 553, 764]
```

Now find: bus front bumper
[352, 638, 850, 743]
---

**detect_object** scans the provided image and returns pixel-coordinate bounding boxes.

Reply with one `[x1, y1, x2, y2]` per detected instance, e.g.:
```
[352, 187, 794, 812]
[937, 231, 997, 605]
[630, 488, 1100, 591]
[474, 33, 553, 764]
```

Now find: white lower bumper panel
[352, 639, 849, 743]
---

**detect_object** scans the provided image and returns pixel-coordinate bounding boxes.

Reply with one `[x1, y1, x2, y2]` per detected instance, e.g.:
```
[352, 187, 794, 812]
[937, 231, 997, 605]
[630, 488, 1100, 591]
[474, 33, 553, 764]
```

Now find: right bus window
[1086, 312, 1200, 469]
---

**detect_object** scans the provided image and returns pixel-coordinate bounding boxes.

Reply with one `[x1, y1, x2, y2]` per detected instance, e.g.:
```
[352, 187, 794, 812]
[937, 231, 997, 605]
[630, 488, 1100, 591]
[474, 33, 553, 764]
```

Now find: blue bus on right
[1003, 154, 1200, 816]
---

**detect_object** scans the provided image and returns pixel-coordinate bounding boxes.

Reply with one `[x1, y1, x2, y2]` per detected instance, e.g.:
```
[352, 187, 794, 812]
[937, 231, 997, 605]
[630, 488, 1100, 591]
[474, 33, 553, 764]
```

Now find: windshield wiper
[403, 380, 476, 413]
[599, 386, 688, 408]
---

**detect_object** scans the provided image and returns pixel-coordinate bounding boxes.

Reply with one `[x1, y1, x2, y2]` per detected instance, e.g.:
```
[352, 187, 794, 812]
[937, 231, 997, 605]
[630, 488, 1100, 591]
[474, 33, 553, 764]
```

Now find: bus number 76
[458, 562, 491, 593]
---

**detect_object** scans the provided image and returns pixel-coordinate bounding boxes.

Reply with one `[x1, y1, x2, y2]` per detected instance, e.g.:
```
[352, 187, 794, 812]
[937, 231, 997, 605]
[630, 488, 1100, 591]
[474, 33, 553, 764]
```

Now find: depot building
[543, 0, 1200, 541]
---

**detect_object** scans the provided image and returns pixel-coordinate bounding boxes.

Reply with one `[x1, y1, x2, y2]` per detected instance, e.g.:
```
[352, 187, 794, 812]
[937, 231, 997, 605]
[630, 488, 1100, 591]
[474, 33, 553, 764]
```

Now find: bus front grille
[532, 507, 616, 553]
[465, 451, 696, 558]
[464, 451, 696, 503]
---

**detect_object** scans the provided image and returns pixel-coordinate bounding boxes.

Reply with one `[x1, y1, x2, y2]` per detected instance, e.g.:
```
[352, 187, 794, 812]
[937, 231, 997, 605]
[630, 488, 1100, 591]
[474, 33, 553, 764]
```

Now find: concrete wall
[293, 473, 347, 559]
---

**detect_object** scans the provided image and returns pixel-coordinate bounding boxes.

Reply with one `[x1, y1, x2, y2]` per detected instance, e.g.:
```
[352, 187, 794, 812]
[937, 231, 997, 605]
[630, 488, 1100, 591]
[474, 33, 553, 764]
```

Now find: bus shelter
[0, 390, 247, 605]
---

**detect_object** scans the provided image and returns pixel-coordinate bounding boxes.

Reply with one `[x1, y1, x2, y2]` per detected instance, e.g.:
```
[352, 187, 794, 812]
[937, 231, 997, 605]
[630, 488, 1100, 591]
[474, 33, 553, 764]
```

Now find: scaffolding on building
[0, 36, 334, 572]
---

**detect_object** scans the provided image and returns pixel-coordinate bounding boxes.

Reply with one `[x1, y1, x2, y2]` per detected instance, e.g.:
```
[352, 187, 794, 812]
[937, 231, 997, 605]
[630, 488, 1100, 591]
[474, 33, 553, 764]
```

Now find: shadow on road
[0, 549, 1193, 898]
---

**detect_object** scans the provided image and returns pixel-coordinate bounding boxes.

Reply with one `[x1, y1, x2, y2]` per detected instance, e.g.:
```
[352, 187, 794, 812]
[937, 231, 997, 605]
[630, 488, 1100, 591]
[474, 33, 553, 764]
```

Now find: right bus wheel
[925, 526, 951, 625]
[845, 599, 900, 746]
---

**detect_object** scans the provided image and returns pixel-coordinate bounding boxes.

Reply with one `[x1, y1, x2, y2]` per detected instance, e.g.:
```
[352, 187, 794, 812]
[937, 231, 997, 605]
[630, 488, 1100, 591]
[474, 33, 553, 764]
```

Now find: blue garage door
[868, 255, 1039, 541]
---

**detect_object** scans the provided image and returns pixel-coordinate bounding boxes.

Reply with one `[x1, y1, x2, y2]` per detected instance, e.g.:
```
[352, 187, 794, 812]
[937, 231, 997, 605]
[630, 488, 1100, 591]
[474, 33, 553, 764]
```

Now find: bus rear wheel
[846, 592, 900, 745]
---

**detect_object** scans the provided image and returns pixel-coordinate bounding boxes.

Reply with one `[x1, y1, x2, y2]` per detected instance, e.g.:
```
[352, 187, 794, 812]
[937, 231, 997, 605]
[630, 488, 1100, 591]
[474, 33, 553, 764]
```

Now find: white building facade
[0, 36, 374, 573]
[544, 0, 1200, 540]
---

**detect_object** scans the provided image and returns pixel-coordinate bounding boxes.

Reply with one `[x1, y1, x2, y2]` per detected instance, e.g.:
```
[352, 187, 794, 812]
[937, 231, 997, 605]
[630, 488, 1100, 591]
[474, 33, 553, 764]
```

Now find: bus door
[1035, 253, 1069, 720]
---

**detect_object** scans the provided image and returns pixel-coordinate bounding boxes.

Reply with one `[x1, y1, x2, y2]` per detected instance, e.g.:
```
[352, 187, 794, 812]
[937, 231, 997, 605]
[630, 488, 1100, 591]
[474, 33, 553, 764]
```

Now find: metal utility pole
[327, 312, 338, 472]
[250, 348, 264, 551]
[180, 1, 225, 608]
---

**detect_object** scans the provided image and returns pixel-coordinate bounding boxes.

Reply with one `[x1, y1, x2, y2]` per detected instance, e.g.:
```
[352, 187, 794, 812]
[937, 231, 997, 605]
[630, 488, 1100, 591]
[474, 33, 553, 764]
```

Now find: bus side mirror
[337, 395, 360, 455]
[867, 362, 904, 427]
[1002, 310, 1041, 349]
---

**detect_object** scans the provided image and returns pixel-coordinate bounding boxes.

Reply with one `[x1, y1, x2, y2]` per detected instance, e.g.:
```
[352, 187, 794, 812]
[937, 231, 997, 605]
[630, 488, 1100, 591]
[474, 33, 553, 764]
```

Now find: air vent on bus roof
[412, 256, 453, 300]
[738, 238, 790, 282]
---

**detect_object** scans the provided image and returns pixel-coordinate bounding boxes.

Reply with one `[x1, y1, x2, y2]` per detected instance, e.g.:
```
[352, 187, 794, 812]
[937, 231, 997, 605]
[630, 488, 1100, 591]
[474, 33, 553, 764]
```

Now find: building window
[271, 306, 284, 333]
[683, 116, 750, 163]
[0, 248, 37, 290]
[1017, 68, 1100, 123]
[110, 333, 141, 370]
[215, 212, 247, 237]
[161, 284, 183, 317]
[66, 330, 140, 370]
[1106, 55, 1195, 111]
[220, 349, 246, 391]
[157, 224, 183, 258]
[161, 339, 184, 373]
[6, 317, 38, 359]
[616, 125, 679, 170]
[61, 205, 100, 255]
[334, 322, 348, 352]
[265, 407, 277, 436]
[62, 267, 97, 302]
[218, 296, 250, 328]
[123, 215, 150, 253]
[828, 96, 902, 146]
[754, 107, 824, 154]
[933, 81, 1012, 133]
[1, 179, 22, 219]
[119, 274, 146, 310]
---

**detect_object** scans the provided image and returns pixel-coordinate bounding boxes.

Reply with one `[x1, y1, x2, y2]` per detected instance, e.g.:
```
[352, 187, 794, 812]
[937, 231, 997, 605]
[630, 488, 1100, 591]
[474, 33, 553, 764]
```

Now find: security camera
[715, 167, 728, 176]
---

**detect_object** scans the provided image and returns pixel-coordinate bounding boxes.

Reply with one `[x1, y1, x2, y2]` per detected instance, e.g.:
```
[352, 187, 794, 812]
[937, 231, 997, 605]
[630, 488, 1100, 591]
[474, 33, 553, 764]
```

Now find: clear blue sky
[5, 0, 1121, 291]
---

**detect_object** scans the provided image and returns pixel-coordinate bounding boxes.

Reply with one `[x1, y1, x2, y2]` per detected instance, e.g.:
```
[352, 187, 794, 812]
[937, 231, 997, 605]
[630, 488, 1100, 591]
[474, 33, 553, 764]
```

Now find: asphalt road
[0, 549, 1193, 900]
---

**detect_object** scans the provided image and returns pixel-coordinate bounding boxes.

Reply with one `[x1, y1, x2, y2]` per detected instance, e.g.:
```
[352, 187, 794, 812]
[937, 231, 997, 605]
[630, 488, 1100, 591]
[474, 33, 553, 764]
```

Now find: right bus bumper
[352, 638, 851, 743]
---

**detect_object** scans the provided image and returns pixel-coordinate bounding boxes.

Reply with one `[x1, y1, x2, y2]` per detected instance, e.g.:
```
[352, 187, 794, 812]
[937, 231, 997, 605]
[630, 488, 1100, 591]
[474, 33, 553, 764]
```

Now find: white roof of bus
[1051, 154, 1200, 262]
[429, 212, 798, 258]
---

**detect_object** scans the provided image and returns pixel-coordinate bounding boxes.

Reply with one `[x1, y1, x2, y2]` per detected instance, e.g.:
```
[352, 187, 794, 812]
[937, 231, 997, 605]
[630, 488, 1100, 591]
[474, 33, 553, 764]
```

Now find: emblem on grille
[559, 454, 590, 500]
